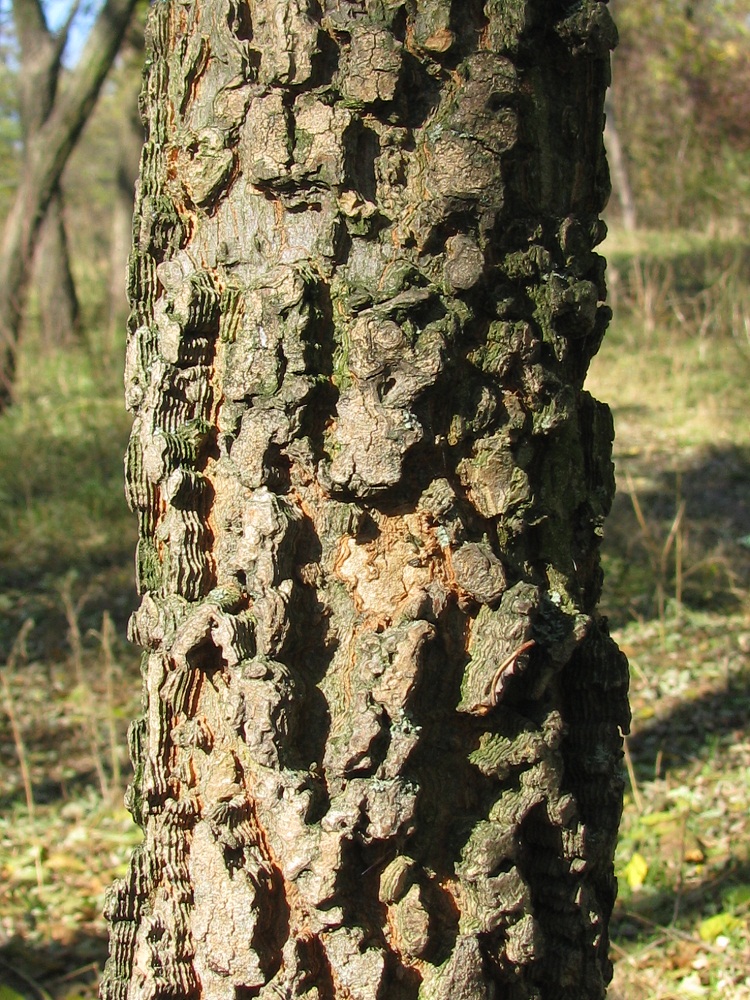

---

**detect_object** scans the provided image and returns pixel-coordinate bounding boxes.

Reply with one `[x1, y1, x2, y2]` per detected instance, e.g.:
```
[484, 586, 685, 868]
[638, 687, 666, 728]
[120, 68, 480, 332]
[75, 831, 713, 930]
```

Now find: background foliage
[0, 1, 749, 998]
[610, 0, 750, 229]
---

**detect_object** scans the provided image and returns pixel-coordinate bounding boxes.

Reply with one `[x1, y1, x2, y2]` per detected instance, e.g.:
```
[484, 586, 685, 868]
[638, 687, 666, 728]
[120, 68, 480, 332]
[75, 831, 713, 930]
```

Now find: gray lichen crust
[103, 2, 629, 999]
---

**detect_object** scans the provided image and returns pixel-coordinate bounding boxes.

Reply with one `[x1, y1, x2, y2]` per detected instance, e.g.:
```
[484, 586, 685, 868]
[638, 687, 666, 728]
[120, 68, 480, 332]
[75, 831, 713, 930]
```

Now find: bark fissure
[105, 2, 629, 999]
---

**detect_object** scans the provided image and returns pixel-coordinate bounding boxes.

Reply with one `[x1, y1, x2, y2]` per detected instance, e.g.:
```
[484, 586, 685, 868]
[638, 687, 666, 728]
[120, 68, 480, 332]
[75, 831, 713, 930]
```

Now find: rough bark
[103, 3, 629, 1000]
[0, 0, 139, 409]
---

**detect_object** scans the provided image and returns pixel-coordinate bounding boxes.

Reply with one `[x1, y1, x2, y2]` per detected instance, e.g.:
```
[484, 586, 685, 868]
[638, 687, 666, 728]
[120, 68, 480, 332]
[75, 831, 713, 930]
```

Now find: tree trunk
[14, 0, 81, 349]
[604, 93, 636, 232]
[36, 185, 81, 347]
[103, 3, 629, 999]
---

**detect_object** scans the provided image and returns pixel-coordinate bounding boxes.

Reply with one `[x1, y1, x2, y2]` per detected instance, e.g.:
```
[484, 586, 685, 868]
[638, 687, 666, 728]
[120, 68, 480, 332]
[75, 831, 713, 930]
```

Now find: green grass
[0, 343, 137, 658]
[589, 227, 750, 628]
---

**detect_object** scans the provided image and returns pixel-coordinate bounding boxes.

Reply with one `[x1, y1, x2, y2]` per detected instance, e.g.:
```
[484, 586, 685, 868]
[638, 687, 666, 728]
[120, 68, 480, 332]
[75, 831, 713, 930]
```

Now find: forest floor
[0, 228, 749, 999]
[591, 229, 750, 999]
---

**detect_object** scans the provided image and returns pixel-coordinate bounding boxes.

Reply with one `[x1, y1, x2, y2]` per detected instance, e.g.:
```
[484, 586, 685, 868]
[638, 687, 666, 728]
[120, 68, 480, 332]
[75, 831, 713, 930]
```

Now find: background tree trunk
[13, 0, 81, 347]
[604, 93, 637, 232]
[36, 186, 81, 347]
[103, 3, 629, 999]
[0, 0, 138, 410]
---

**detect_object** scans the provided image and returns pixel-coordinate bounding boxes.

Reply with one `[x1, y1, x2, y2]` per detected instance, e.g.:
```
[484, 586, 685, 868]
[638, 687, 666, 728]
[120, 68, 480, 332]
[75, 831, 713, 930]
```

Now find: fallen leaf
[698, 912, 743, 943]
[622, 852, 649, 891]
[640, 810, 677, 827]
[677, 971, 708, 997]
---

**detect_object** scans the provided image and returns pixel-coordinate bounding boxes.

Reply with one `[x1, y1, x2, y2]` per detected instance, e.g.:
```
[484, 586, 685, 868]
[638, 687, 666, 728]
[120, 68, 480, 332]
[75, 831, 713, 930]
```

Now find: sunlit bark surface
[103, 3, 629, 998]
